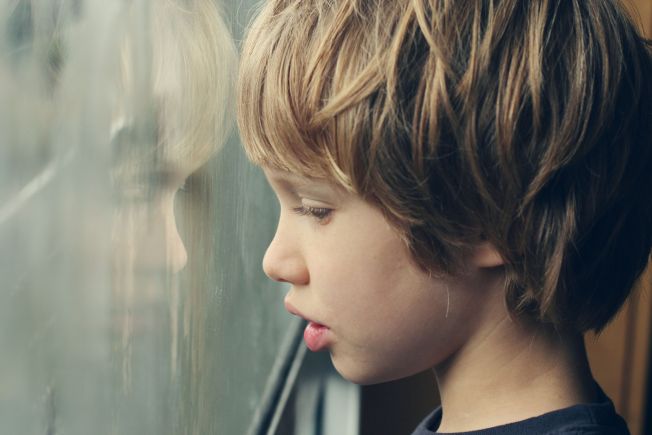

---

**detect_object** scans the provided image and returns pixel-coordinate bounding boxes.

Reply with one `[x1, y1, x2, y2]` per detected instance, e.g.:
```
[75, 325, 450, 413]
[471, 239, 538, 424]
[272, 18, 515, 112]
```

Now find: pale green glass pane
[0, 1, 292, 434]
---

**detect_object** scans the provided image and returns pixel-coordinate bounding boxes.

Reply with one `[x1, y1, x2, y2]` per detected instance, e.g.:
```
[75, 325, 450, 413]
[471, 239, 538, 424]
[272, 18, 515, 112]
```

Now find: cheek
[330, 290, 470, 385]
[321, 257, 478, 383]
[311, 240, 405, 319]
[317, 215, 407, 281]
[309, 214, 418, 316]
[303, 207, 485, 382]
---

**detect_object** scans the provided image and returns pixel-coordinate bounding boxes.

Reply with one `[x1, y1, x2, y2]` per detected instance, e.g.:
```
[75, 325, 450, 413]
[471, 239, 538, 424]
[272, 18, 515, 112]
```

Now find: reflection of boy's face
[109, 112, 203, 276]
[110, 163, 194, 336]
[112, 166, 191, 274]
[263, 168, 502, 385]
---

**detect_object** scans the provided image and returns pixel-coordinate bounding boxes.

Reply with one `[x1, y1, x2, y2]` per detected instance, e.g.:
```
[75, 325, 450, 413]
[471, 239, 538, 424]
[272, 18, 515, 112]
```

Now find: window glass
[0, 1, 293, 433]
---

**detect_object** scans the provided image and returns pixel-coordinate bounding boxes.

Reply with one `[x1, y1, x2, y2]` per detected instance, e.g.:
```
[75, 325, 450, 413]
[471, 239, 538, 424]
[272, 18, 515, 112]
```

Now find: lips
[283, 299, 301, 317]
[303, 322, 329, 351]
[284, 298, 331, 352]
[284, 299, 322, 324]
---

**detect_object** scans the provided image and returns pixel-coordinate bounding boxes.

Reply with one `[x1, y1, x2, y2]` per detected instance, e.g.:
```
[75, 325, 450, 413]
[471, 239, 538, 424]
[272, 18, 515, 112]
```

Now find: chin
[330, 354, 418, 386]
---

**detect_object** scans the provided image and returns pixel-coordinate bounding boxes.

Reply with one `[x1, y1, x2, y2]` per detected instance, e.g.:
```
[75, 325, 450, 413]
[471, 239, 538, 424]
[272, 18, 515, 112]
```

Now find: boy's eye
[292, 205, 333, 223]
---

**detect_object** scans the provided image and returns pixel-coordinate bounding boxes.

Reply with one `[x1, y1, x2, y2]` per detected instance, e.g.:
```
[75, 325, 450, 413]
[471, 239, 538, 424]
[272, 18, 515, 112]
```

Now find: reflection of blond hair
[238, 0, 652, 332]
[114, 0, 236, 176]
[110, 0, 237, 400]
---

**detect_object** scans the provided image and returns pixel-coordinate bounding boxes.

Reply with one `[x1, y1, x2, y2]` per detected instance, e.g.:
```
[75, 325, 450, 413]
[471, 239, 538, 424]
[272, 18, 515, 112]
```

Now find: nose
[262, 220, 309, 285]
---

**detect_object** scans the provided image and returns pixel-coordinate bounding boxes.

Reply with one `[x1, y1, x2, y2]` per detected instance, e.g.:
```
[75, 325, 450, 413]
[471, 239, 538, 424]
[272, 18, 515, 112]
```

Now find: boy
[237, 0, 652, 433]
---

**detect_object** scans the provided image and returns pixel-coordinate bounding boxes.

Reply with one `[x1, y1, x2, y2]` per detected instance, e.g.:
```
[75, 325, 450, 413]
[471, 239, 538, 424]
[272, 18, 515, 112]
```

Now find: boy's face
[263, 168, 500, 384]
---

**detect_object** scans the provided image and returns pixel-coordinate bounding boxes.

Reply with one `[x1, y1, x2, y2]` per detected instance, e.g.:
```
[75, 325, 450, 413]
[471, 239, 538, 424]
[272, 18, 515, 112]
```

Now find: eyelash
[292, 205, 333, 222]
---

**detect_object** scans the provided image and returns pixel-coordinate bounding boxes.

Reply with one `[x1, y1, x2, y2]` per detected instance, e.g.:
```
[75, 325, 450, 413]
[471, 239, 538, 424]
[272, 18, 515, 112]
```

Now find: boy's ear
[471, 242, 505, 268]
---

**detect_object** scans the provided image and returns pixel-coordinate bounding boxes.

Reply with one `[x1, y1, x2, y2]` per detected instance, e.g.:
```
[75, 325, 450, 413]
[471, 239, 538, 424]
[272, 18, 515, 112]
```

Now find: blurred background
[0, 1, 650, 435]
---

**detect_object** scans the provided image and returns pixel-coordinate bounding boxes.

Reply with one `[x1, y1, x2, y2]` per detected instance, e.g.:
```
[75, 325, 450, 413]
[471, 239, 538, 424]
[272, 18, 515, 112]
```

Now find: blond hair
[238, 0, 652, 332]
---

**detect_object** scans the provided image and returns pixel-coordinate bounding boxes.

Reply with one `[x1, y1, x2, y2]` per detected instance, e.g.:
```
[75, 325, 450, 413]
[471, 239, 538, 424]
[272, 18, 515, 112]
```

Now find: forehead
[262, 167, 351, 196]
[264, 167, 321, 183]
[264, 167, 328, 186]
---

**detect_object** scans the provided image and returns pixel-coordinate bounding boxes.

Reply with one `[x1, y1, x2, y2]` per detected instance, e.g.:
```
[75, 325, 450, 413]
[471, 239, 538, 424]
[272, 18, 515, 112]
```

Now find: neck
[433, 316, 596, 432]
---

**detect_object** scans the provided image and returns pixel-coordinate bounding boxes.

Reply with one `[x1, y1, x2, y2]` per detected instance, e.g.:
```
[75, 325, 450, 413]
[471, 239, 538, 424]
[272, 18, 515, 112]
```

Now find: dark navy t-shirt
[411, 385, 629, 434]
